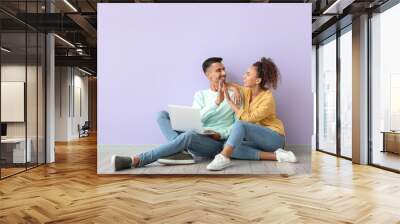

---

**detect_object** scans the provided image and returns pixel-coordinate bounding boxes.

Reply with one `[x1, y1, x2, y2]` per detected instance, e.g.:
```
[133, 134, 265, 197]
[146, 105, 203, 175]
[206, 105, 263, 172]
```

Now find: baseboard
[285, 144, 311, 152]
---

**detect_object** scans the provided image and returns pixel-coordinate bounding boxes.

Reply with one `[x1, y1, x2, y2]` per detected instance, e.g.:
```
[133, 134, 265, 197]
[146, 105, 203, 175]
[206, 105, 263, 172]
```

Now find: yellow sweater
[236, 86, 285, 136]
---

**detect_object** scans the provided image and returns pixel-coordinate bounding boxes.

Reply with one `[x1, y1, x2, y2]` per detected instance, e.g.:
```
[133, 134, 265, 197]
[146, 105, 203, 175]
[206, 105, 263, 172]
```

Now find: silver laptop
[167, 105, 216, 135]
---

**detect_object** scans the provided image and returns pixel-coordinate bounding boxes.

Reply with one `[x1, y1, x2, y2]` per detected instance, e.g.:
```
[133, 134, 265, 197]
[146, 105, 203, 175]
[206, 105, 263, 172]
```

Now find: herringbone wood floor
[1, 134, 400, 224]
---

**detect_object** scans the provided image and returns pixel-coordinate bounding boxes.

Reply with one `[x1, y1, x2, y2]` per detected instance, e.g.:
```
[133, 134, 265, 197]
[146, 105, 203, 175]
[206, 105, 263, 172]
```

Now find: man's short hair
[202, 57, 223, 73]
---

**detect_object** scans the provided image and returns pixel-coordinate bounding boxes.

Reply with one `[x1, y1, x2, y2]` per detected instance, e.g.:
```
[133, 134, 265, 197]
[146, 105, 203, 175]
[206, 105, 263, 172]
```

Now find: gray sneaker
[157, 151, 195, 165]
[111, 155, 133, 171]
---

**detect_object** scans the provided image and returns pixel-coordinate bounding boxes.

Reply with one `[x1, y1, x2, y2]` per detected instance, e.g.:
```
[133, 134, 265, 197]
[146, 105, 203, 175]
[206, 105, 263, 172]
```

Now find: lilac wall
[98, 3, 312, 145]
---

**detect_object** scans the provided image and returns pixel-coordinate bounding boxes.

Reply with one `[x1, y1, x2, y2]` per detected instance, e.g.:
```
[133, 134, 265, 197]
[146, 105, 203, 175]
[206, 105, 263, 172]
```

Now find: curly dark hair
[253, 57, 280, 89]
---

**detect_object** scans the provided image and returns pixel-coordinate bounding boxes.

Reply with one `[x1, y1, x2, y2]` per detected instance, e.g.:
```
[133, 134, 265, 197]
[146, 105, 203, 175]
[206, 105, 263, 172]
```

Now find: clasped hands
[215, 80, 241, 107]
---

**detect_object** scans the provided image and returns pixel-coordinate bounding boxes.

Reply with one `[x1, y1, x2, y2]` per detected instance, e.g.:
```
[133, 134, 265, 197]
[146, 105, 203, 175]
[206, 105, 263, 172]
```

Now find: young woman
[207, 57, 297, 171]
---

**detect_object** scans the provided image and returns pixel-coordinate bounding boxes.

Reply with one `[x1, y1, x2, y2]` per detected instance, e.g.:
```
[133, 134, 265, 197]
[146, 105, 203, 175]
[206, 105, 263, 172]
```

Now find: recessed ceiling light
[322, 0, 354, 15]
[1, 47, 11, 53]
[54, 34, 75, 48]
[63, 0, 78, 12]
[78, 67, 93, 76]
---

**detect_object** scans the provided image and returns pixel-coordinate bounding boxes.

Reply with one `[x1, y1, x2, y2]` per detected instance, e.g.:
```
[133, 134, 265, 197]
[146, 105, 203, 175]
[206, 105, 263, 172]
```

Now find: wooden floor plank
[1, 134, 400, 223]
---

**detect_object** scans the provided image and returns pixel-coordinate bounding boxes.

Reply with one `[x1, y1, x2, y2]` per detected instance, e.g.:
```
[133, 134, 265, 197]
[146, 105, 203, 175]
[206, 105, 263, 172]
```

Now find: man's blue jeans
[137, 111, 224, 167]
[137, 111, 285, 167]
[226, 120, 285, 160]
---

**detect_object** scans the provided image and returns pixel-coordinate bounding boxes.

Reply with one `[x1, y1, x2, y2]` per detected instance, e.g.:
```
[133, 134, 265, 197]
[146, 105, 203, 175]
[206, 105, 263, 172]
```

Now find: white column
[46, 33, 55, 163]
[352, 14, 369, 164]
[46, 1, 55, 163]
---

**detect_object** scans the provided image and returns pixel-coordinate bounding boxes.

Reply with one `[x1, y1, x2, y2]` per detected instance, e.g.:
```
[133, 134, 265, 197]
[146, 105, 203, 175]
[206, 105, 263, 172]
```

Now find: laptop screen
[1, 123, 7, 137]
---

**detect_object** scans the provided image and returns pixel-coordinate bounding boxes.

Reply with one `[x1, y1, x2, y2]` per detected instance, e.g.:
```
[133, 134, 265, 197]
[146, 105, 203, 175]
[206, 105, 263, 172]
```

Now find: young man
[112, 57, 239, 170]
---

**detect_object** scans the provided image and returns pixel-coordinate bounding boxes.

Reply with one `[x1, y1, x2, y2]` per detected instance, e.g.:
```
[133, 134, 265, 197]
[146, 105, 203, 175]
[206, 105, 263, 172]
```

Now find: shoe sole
[111, 155, 117, 171]
[157, 159, 196, 165]
[277, 159, 297, 163]
[276, 151, 297, 163]
[207, 162, 232, 171]
[288, 152, 297, 163]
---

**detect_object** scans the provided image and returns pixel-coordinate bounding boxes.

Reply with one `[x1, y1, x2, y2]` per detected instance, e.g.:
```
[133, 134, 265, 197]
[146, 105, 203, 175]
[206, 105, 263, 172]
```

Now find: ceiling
[0, 0, 391, 75]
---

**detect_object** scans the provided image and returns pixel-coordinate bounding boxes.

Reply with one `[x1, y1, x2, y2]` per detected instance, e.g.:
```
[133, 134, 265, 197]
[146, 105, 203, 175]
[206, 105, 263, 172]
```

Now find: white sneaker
[207, 154, 232, 171]
[275, 149, 297, 163]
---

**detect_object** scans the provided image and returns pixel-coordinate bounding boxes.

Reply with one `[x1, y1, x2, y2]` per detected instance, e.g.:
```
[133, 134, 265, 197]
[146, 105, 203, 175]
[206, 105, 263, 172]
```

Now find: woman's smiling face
[243, 65, 260, 88]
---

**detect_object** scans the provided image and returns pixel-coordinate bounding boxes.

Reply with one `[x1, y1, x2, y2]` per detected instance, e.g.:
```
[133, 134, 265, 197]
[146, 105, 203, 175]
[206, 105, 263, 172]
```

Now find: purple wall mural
[98, 3, 312, 145]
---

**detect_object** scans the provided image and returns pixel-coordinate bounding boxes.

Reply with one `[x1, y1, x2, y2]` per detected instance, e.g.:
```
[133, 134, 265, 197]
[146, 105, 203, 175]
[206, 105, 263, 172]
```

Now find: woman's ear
[256, 78, 261, 84]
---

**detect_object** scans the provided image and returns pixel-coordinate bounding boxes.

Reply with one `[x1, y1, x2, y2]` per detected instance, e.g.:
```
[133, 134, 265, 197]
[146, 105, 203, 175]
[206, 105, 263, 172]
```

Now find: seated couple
[111, 57, 297, 171]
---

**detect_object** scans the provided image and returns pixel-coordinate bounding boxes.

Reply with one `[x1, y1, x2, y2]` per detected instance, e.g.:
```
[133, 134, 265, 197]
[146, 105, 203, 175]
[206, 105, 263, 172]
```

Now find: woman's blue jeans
[226, 120, 285, 160]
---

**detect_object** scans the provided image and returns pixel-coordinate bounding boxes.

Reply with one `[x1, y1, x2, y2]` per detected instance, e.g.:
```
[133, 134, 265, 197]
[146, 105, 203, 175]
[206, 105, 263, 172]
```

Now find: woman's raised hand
[232, 88, 241, 105]
[224, 82, 242, 106]
[224, 85, 241, 114]
[224, 86, 232, 103]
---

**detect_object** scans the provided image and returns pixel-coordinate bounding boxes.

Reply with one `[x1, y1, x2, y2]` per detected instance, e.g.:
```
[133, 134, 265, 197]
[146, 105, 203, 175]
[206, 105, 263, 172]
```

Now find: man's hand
[208, 133, 221, 141]
[215, 80, 225, 106]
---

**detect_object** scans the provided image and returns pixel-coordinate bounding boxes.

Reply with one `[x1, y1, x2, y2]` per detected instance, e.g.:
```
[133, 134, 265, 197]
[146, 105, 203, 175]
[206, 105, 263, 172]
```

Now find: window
[370, 2, 400, 171]
[317, 36, 337, 154]
[0, 1, 47, 179]
[340, 28, 352, 158]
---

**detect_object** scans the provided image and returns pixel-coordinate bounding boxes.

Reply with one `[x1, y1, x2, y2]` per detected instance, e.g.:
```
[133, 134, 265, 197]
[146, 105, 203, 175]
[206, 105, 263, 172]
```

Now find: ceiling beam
[67, 13, 97, 46]
[55, 55, 96, 70]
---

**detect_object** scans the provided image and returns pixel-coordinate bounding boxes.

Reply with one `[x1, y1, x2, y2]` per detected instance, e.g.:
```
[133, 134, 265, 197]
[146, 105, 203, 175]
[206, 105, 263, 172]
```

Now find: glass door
[317, 35, 337, 154]
[370, 3, 400, 171]
[339, 27, 352, 158]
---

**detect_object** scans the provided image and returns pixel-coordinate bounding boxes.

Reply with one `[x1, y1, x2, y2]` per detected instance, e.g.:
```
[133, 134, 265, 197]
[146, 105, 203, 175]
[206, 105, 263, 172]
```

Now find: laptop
[167, 105, 217, 135]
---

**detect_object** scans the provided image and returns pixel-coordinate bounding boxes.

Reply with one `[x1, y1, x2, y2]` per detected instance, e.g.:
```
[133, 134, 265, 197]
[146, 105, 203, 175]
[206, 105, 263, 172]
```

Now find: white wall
[1, 65, 43, 137]
[55, 66, 69, 141]
[55, 67, 89, 141]
[70, 72, 89, 138]
[1, 64, 46, 163]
